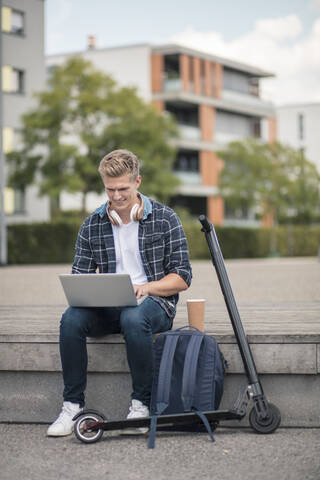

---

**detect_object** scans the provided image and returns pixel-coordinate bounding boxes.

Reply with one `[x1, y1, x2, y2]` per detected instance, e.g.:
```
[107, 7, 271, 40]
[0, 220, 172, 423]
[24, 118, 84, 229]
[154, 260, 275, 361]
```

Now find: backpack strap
[181, 333, 215, 443]
[148, 334, 179, 449]
[192, 409, 215, 442]
[181, 333, 204, 411]
[156, 334, 179, 414]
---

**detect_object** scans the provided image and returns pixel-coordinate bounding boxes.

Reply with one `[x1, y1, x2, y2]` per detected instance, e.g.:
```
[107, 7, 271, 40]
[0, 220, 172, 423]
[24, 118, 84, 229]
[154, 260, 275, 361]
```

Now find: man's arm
[72, 222, 97, 274]
[134, 273, 188, 298]
[135, 208, 192, 298]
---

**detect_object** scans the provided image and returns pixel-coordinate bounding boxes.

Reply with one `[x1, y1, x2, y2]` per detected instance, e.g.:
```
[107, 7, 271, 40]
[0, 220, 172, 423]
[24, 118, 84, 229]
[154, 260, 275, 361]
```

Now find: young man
[47, 149, 192, 436]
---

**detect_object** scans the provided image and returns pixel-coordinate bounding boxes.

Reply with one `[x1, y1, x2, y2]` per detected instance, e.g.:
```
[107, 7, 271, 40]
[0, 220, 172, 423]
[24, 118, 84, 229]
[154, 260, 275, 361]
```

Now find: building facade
[46, 42, 276, 225]
[1, 0, 49, 224]
[277, 103, 320, 172]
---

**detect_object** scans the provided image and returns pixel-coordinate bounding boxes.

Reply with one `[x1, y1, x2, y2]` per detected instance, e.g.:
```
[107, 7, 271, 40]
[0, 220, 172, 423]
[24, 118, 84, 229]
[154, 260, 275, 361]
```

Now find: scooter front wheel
[249, 403, 281, 434]
[74, 412, 105, 444]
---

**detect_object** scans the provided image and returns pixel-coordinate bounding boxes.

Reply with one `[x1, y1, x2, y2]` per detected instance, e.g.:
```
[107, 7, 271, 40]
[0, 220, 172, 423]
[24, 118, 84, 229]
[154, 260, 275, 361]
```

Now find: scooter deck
[77, 408, 244, 432]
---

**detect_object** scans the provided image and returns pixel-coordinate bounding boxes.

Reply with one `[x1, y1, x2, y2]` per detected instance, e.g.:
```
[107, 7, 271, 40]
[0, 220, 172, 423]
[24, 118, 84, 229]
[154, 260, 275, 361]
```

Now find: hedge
[184, 223, 320, 259]
[7, 221, 80, 264]
[7, 220, 320, 264]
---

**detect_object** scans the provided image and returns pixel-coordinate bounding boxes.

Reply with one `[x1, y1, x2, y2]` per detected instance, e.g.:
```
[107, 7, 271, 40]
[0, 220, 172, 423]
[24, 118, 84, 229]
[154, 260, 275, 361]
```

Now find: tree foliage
[218, 138, 320, 225]
[7, 56, 178, 215]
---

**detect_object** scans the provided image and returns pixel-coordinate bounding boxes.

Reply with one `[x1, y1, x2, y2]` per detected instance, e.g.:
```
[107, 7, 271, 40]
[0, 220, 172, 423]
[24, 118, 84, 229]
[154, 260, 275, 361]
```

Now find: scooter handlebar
[198, 215, 212, 233]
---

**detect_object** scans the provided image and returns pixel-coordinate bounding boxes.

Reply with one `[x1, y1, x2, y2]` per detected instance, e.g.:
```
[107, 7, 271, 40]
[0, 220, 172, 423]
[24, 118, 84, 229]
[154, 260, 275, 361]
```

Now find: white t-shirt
[112, 221, 148, 285]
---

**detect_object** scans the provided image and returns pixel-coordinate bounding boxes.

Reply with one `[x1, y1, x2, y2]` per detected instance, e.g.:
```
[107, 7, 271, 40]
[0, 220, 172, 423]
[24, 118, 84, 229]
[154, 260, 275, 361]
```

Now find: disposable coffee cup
[187, 299, 205, 331]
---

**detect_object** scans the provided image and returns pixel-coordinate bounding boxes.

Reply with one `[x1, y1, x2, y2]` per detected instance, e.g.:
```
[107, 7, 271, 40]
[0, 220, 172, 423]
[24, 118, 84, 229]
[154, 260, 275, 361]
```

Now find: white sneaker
[47, 401, 83, 437]
[121, 399, 149, 435]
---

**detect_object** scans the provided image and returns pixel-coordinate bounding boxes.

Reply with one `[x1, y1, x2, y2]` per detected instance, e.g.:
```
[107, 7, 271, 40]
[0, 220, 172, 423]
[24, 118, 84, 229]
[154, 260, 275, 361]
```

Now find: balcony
[214, 131, 249, 145]
[163, 78, 182, 92]
[221, 89, 273, 110]
[174, 171, 201, 185]
[178, 124, 201, 141]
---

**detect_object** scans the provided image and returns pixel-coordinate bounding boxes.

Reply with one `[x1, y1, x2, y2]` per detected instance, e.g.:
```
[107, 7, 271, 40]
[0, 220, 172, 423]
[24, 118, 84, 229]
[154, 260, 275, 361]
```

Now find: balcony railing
[163, 78, 182, 92]
[214, 131, 249, 145]
[174, 171, 201, 185]
[221, 89, 273, 108]
[178, 124, 201, 141]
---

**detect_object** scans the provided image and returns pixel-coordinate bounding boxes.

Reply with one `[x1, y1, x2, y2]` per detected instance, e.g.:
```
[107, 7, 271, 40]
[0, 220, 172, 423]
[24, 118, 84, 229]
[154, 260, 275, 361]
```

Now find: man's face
[103, 174, 142, 214]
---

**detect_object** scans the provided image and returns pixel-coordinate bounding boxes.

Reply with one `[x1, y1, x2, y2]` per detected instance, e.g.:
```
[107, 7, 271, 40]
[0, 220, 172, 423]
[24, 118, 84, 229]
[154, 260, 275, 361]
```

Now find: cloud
[310, 0, 320, 11]
[169, 15, 320, 105]
[255, 14, 302, 40]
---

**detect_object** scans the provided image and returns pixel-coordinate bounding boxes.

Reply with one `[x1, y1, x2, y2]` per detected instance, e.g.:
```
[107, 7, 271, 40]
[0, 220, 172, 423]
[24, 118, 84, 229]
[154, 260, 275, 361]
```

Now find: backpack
[148, 326, 226, 448]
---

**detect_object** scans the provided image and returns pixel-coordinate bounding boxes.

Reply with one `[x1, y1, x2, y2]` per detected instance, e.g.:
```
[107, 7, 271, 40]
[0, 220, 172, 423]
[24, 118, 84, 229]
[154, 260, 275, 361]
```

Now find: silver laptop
[59, 273, 145, 307]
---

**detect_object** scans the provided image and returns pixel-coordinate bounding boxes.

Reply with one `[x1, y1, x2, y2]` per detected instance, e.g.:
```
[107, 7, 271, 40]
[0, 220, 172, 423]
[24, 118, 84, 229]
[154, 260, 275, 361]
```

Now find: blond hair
[98, 149, 140, 180]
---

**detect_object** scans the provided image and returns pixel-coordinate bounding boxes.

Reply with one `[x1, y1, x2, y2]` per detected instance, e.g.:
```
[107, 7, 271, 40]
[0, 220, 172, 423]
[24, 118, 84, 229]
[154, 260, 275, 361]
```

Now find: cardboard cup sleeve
[187, 299, 205, 331]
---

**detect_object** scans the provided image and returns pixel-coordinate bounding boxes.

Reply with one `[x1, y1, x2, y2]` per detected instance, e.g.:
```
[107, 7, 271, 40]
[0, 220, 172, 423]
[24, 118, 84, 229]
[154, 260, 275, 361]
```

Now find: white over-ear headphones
[107, 194, 144, 226]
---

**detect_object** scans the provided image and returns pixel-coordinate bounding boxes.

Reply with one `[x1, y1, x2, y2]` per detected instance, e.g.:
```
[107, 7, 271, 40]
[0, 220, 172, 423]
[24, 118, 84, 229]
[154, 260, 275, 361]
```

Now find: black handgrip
[198, 215, 212, 233]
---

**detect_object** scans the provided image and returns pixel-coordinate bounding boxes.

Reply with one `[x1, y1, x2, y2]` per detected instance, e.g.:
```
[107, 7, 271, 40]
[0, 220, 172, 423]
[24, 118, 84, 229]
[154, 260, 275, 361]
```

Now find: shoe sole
[47, 431, 73, 437]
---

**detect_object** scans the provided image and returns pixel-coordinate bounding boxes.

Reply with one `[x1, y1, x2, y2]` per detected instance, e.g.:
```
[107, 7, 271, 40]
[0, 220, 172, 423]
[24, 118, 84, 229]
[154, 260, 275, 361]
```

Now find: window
[4, 188, 14, 215]
[249, 77, 259, 96]
[2, 66, 24, 93]
[165, 103, 199, 127]
[1, 6, 24, 34]
[2, 126, 25, 214]
[164, 55, 180, 80]
[225, 201, 249, 220]
[223, 67, 251, 95]
[174, 151, 199, 172]
[298, 113, 304, 140]
[170, 195, 206, 217]
[2, 126, 22, 153]
[216, 110, 252, 136]
[2, 127, 14, 153]
[252, 118, 261, 138]
[4, 187, 25, 214]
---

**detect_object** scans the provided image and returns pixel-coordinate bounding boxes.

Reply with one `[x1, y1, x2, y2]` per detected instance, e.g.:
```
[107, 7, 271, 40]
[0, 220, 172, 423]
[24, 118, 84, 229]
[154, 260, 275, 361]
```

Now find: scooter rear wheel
[249, 403, 281, 434]
[74, 413, 105, 444]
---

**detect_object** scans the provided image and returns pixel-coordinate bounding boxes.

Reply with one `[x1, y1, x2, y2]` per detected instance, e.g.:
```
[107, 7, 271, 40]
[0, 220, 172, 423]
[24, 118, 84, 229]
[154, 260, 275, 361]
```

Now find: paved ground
[0, 424, 319, 480]
[1, 257, 319, 306]
[1, 257, 319, 338]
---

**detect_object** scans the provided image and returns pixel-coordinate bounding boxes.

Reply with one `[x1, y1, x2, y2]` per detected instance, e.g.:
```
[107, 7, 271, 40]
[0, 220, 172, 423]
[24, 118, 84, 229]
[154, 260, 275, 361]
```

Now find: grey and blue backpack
[149, 326, 226, 448]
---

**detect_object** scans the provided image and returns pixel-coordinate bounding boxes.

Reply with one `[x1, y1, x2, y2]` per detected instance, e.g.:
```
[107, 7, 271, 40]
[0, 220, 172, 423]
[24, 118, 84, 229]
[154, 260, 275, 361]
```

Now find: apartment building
[46, 41, 276, 225]
[277, 103, 320, 172]
[1, 0, 49, 224]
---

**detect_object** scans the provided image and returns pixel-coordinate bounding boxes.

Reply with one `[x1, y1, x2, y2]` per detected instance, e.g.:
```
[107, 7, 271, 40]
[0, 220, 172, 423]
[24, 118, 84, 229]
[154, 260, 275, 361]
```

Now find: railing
[221, 89, 273, 108]
[214, 132, 249, 144]
[178, 124, 201, 141]
[163, 78, 182, 92]
[173, 171, 201, 185]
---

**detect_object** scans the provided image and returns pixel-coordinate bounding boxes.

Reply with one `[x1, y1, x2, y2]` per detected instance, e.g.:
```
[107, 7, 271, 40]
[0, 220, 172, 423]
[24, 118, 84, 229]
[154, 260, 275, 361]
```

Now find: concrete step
[0, 303, 319, 427]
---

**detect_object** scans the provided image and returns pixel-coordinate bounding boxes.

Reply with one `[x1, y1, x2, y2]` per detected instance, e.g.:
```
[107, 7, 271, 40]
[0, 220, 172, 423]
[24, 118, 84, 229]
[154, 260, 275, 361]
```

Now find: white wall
[7, 186, 50, 224]
[46, 44, 152, 101]
[277, 103, 320, 171]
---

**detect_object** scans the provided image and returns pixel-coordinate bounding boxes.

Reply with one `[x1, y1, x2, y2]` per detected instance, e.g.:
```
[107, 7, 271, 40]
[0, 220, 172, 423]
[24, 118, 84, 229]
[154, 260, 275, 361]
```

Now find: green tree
[7, 56, 178, 216]
[281, 149, 320, 224]
[218, 138, 320, 226]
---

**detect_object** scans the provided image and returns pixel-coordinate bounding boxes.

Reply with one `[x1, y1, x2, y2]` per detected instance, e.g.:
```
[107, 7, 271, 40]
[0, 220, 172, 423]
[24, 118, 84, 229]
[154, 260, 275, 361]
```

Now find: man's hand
[133, 273, 188, 299]
[133, 284, 149, 299]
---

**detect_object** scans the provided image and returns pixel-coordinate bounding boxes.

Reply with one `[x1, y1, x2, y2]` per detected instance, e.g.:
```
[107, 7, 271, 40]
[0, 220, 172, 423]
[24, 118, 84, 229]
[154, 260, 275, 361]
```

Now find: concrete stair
[1, 302, 319, 427]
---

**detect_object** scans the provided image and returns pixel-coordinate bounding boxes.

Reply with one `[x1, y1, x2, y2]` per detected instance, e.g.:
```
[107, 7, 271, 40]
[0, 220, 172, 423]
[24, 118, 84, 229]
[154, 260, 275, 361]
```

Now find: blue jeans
[59, 297, 172, 407]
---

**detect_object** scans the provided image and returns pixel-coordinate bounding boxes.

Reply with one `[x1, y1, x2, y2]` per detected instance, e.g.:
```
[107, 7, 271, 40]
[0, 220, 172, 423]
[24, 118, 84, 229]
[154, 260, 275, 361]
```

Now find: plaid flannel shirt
[72, 194, 192, 320]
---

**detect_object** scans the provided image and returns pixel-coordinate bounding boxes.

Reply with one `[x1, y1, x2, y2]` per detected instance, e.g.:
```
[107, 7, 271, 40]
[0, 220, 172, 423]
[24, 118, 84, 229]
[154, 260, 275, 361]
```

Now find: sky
[45, 0, 320, 105]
